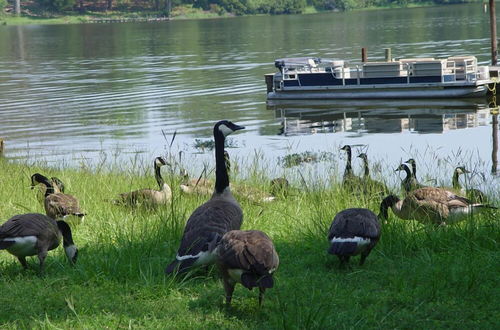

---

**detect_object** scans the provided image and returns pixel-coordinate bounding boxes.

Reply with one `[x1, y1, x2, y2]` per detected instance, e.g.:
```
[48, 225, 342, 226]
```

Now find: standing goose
[451, 166, 488, 203]
[216, 230, 279, 306]
[379, 187, 497, 225]
[341, 145, 363, 189]
[357, 153, 390, 196]
[0, 213, 78, 272]
[31, 173, 85, 225]
[115, 156, 172, 206]
[395, 163, 424, 193]
[165, 120, 245, 274]
[327, 208, 381, 266]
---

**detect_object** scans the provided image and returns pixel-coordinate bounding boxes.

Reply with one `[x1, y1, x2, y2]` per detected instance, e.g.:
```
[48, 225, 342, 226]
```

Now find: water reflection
[268, 99, 494, 136]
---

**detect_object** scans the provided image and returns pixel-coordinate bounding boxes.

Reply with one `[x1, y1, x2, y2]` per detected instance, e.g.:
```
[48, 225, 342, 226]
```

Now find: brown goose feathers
[216, 230, 279, 306]
[0, 213, 78, 271]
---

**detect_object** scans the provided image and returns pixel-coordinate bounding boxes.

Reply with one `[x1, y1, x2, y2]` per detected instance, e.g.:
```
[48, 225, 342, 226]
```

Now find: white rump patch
[176, 250, 217, 266]
[330, 236, 371, 246]
[64, 244, 77, 260]
[218, 124, 234, 137]
[3, 236, 38, 256]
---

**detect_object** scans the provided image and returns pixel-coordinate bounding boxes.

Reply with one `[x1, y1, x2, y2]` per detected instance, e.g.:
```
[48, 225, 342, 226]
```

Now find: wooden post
[0, 139, 4, 154]
[361, 48, 367, 63]
[384, 48, 392, 62]
[493, 114, 498, 175]
[490, 0, 497, 65]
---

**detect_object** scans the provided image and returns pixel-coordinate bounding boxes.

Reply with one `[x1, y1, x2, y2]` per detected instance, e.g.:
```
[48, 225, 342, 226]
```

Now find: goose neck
[154, 163, 164, 189]
[452, 171, 461, 189]
[214, 130, 229, 194]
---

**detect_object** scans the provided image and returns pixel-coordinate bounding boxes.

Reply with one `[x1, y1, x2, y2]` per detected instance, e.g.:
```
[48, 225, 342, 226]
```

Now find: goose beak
[233, 124, 245, 131]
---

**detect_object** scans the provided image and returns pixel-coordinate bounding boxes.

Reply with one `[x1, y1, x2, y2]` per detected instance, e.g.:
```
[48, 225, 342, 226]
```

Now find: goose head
[30, 173, 51, 189]
[50, 177, 65, 193]
[379, 194, 401, 220]
[394, 163, 411, 174]
[154, 156, 168, 168]
[454, 166, 470, 175]
[405, 158, 416, 166]
[214, 120, 245, 139]
[340, 145, 351, 153]
[357, 153, 368, 161]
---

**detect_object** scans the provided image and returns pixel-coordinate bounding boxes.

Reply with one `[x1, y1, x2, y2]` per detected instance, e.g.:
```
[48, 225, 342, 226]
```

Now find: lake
[0, 3, 498, 193]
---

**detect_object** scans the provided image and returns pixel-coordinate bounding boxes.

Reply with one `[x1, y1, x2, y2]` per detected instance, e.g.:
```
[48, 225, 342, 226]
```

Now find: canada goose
[0, 213, 78, 272]
[165, 120, 245, 274]
[341, 145, 363, 189]
[379, 187, 497, 225]
[451, 166, 488, 203]
[32, 175, 65, 204]
[269, 177, 289, 198]
[215, 230, 279, 306]
[327, 208, 381, 266]
[115, 156, 172, 206]
[357, 153, 390, 196]
[395, 164, 424, 193]
[31, 173, 85, 225]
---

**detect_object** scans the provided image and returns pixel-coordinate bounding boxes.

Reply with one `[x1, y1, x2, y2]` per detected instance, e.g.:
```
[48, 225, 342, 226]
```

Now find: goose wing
[328, 208, 380, 240]
[218, 230, 279, 273]
[45, 193, 83, 217]
[0, 213, 56, 239]
[177, 200, 243, 256]
[165, 199, 243, 273]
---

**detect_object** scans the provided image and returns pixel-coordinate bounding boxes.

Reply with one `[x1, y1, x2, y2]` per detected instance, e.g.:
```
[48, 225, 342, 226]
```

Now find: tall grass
[0, 154, 498, 328]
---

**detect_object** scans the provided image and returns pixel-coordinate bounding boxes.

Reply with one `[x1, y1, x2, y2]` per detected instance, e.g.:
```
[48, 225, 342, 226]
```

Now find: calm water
[0, 4, 498, 191]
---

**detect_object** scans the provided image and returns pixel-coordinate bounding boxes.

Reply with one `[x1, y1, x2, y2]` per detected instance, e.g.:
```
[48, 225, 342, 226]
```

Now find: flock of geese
[0, 120, 497, 307]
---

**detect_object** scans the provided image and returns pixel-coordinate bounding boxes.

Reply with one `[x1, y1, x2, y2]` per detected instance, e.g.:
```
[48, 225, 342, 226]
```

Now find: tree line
[2, 0, 477, 17]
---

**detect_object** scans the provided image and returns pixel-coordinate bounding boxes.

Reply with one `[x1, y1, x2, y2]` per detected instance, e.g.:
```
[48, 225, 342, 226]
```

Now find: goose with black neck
[165, 120, 245, 274]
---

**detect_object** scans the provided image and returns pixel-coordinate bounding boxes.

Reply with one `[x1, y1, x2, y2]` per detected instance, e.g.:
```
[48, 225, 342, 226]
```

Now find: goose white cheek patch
[219, 124, 234, 137]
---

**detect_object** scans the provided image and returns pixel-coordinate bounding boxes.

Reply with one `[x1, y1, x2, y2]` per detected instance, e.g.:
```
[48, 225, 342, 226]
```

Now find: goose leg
[258, 287, 266, 306]
[223, 277, 235, 305]
[37, 249, 48, 273]
[17, 256, 28, 269]
[338, 255, 350, 268]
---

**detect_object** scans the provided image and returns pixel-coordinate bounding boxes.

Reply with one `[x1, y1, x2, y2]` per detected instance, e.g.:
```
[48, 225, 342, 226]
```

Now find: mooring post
[493, 113, 498, 175]
[384, 48, 392, 62]
[0, 139, 3, 154]
[361, 48, 367, 63]
[490, 0, 497, 65]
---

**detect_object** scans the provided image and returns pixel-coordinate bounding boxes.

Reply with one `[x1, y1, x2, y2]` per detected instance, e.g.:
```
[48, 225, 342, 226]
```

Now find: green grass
[0, 156, 498, 328]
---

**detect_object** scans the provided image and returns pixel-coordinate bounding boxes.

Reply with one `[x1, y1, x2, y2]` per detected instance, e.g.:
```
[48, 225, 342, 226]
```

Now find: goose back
[327, 208, 380, 265]
[216, 230, 279, 305]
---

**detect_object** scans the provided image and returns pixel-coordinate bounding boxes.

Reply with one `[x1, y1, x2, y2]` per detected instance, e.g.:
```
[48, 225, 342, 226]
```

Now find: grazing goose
[165, 120, 245, 274]
[357, 153, 390, 196]
[33, 175, 65, 204]
[395, 164, 424, 193]
[31, 173, 85, 225]
[341, 145, 363, 189]
[380, 187, 497, 225]
[215, 230, 279, 306]
[115, 156, 172, 206]
[451, 166, 488, 203]
[0, 213, 78, 272]
[327, 208, 381, 266]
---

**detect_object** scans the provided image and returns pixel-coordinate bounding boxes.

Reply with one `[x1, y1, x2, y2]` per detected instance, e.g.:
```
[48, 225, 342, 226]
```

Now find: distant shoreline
[0, 3, 454, 26]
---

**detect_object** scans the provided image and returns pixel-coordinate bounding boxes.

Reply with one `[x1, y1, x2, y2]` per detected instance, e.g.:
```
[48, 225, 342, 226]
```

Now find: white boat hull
[268, 83, 490, 100]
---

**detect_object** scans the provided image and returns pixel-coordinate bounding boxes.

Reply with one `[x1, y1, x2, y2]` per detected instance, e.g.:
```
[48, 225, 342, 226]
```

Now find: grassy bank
[0, 156, 498, 328]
